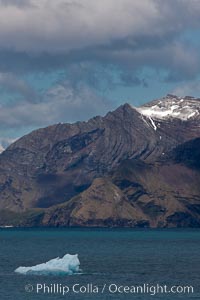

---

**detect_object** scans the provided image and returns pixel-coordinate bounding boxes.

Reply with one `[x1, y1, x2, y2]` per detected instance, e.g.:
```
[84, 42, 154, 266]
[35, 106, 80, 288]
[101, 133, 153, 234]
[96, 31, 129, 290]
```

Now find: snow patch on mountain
[136, 95, 200, 121]
[149, 116, 157, 130]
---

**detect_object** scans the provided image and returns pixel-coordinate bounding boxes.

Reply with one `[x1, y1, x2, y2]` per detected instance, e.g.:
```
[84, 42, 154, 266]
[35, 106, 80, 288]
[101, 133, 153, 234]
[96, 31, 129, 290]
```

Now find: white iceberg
[15, 254, 80, 275]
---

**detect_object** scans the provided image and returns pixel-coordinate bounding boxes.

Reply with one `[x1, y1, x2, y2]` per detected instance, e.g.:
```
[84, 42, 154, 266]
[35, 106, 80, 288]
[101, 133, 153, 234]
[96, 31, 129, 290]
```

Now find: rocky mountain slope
[0, 94, 200, 227]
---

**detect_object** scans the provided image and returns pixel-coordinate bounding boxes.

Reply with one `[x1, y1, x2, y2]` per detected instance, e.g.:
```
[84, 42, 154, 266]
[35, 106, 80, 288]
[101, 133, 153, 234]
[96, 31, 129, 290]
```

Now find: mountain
[0, 94, 200, 227]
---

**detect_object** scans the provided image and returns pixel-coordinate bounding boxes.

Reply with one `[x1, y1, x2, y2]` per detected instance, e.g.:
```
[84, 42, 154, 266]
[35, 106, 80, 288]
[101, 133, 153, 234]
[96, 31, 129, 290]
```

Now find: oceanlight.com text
[25, 282, 194, 296]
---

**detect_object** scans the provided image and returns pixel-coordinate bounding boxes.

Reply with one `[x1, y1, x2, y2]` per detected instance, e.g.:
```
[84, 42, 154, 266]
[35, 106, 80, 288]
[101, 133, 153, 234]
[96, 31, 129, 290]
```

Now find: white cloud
[0, 80, 112, 129]
[0, 72, 36, 100]
[0, 137, 17, 152]
[0, 144, 4, 153]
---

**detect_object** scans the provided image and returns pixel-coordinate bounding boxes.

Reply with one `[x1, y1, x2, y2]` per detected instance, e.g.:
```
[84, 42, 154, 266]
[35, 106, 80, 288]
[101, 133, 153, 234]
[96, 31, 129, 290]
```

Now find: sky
[1, 0, 200, 149]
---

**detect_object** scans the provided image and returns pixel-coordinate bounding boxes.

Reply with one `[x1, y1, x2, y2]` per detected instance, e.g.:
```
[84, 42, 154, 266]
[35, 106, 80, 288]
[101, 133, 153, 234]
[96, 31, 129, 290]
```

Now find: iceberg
[15, 254, 80, 275]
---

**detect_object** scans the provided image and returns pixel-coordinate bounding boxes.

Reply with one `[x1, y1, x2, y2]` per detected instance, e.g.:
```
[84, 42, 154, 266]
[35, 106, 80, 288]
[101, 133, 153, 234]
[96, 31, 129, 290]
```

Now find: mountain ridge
[0, 94, 200, 227]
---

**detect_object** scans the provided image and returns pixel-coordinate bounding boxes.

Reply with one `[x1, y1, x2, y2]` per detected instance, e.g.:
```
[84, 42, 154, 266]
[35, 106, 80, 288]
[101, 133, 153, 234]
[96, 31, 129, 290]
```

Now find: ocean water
[0, 228, 200, 300]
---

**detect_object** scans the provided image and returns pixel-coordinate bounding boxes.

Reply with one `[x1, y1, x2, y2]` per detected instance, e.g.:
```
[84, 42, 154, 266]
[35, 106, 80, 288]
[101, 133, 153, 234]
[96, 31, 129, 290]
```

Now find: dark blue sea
[0, 228, 199, 299]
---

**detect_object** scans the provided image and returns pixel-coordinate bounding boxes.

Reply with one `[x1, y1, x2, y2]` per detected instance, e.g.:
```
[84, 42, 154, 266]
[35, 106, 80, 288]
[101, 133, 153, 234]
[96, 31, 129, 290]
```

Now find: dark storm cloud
[0, 0, 199, 81]
[0, 0, 199, 53]
[0, 40, 199, 84]
[0, 51, 68, 74]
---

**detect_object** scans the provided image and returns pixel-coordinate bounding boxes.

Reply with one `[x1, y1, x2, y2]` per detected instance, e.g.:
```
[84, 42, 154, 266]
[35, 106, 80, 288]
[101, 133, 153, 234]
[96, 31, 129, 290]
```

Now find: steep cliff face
[0, 94, 200, 227]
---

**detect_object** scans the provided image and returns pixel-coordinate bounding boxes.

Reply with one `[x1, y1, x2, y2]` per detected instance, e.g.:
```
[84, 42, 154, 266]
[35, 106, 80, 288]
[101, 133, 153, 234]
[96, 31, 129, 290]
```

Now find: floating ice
[15, 254, 80, 276]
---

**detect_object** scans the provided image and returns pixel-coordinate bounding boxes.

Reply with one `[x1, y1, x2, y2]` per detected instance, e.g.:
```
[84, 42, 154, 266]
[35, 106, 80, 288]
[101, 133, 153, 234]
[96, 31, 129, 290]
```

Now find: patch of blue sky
[22, 70, 66, 93]
[181, 29, 200, 47]
[97, 67, 176, 107]
[0, 88, 22, 106]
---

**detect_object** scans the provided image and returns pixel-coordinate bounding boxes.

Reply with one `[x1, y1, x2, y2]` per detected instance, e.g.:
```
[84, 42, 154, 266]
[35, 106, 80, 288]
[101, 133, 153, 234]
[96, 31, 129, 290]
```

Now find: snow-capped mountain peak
[136, 94, 200, 121]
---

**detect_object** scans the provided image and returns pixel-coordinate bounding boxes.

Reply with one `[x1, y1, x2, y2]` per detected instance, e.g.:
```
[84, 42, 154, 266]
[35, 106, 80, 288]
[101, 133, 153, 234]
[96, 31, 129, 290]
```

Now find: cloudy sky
[1, 0, 200, 149]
